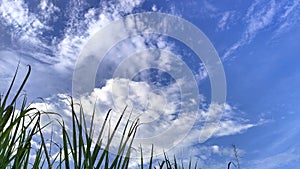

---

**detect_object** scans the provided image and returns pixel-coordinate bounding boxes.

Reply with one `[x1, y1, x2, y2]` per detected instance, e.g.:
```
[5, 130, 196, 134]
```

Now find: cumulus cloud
[33, 77, 191, 156]
[31, 76, 259, 163]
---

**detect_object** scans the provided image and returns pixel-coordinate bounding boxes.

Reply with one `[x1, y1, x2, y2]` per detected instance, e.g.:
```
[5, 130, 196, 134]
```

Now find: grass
[0, 65, 238, 169]
[0, 65, 45, 168]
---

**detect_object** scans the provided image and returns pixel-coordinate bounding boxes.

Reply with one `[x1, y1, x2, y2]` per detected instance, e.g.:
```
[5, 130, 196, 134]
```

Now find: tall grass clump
[55, 102, 140, 169]
[0, 65, 50, 168]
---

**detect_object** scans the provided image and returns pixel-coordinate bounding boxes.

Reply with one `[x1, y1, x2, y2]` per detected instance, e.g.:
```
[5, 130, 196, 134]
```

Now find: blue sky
[0, 0, 300, 168]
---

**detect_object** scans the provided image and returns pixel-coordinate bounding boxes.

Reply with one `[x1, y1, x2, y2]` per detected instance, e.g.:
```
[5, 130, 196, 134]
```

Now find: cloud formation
[249, 148, 300, 169]
[0, 0, 146, 98]
[222, 0, 276, 59]
[222, 0, 300, 60]
[31, 76, 258, 162]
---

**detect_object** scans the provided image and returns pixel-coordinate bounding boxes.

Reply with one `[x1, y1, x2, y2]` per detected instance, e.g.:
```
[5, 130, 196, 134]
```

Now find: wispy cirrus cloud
[248, 148, 300, 169]
[273, 0, 300, 37]
[217, 11, 235, 31]
[223, 0, 276, 59]
[222, 0, 300, 60]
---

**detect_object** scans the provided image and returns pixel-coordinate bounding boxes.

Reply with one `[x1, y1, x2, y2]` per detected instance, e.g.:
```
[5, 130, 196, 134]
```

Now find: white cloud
[223, 0, 276, 59]
[247, 1, 275, 36]
[53, 0, 146, 72]
[118, 0, 144, 13]
[280, 0, 299, 19]
[215, 121, 255, 137]
[223, 0, 300, 59]
[184, 103, 259, 145]
[273, 0, 300, 37]
[38, 0, 60, 21]
[152, 5, 157, 12]
[31, 78, 258, 164]
[249, 148, 300, 169]
[211, 145, 219, 153]
[195, 62, 208, 82]
[0, 0, 32, 26]
[0, 0, 57, 64]
[0, 0, 150, 99]
[217, 12, 232, 31]
[0, 0, 210, 104]
[203, 0, 218, 13]
[0, 0, 146, 72]
[163, 143, 243, 169]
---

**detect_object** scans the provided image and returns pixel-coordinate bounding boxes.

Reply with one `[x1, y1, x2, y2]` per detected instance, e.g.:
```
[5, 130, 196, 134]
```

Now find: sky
[0, 0, 300, 168]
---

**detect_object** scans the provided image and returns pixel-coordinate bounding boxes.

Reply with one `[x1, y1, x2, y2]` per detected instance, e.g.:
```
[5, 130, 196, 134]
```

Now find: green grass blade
[174, 155, 178, 169]
[61, 122, 71, 169]
[1, 63, 19, 108]
[148, 144, 154, 169]
[10, 65, 31, 105]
